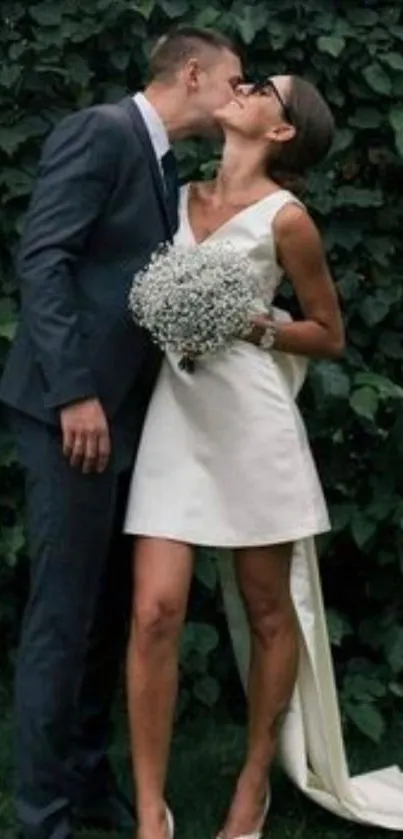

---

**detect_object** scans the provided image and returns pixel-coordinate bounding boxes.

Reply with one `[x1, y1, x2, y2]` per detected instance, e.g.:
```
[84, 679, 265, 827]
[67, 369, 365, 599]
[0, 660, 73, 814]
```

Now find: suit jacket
[0, 97, 176, 469]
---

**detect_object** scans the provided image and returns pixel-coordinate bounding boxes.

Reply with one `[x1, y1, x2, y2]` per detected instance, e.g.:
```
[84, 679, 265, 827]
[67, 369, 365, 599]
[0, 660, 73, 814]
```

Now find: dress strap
[261, 189, 304, 226]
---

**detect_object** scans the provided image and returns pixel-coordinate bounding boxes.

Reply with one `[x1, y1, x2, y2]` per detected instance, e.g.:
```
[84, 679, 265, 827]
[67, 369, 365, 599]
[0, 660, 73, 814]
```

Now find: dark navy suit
[0, 96, 177, 839]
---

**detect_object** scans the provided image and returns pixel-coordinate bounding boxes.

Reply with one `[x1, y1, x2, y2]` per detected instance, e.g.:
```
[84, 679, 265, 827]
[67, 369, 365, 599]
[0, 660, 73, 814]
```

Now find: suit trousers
[10, 411, 133, 839]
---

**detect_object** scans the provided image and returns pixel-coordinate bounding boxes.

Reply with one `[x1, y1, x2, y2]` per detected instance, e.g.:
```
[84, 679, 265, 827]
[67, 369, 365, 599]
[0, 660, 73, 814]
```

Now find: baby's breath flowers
[129, 242, 266, 371]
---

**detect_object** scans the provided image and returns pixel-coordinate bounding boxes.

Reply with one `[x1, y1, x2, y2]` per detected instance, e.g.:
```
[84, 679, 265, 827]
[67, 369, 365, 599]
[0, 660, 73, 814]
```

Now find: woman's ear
[266, 123, 296, 145]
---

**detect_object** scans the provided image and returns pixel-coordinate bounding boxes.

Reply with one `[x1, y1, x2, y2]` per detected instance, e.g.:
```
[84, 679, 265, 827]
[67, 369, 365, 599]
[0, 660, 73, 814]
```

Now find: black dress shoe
[73, 787, 135, 833]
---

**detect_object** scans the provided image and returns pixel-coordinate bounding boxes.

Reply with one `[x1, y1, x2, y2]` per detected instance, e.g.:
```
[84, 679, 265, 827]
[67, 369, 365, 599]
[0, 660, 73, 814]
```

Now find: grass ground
[0, 689, 402, 839]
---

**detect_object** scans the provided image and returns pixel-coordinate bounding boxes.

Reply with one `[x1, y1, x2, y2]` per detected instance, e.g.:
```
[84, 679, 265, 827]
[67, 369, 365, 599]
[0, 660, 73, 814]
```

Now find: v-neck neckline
[182, 183, 289, 246]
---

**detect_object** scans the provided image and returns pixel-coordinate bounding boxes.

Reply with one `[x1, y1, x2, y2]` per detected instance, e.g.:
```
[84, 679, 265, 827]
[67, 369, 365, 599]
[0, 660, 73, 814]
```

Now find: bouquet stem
[179, 355, 196, 373]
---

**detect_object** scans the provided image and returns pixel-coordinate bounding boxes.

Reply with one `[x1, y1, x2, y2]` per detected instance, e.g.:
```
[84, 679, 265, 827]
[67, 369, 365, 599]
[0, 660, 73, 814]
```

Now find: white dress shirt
[133, 92, 170, 174]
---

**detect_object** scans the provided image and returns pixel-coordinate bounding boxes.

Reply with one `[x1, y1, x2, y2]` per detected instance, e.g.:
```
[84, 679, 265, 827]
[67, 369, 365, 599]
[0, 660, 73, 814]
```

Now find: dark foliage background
[1, 0, 403, 743]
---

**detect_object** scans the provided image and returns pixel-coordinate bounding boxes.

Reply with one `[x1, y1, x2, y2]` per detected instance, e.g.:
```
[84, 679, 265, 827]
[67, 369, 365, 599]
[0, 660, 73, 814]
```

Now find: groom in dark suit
[0, 27, 242, 839]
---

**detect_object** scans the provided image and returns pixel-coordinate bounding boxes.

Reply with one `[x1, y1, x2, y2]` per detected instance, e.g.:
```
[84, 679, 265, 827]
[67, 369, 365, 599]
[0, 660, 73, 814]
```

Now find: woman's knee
[133, 594, 185, 651]
[246, 592, 295, 646]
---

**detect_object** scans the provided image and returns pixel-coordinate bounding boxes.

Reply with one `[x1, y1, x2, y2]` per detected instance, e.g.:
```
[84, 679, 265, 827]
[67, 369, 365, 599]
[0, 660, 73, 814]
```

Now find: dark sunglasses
[249, 78, 294, 125]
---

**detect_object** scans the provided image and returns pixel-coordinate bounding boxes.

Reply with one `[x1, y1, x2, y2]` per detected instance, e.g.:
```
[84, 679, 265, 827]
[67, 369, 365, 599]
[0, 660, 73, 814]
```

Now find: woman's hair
[267, 76, 335, 192]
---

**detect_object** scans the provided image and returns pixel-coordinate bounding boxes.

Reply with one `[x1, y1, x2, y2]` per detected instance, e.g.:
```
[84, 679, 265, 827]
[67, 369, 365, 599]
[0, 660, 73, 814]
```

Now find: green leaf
[159, 0, 189, 18]
[181, 622, 219, 659]
[360, 295, 390, 327]
[0, 64, 21, 88]
[193, 675, 220, 707]
[326, 609, 353, 647]
[265, 19, 290, 51]
[175, 687, 190, 719]
[346, 9, 379, 27]
[312, 361, 350, 399]
[110, 51, 130, 71]
[379, 331, 403, 360]
[343, 663, 387, 701]
[350, 387, 378, 421]
[67, 55, 92, 87]
[0, 168, 34, 203]
[381, 52, 403, 71]
[385, 627, 403, 674]
[130, 0, 155, 20]
[359, 619, 384, 652]
[329, 128, 353, 155]
[367, 238, 396, 268]
[331, 504, 351, 533]
[389, 682, 403, 698]
[334, 186, 383, 208]
[195, 554, 217, 591]
[101, 84, 128, 103]
[333, 18, 354, 39]
[0, 524, 25, 567]
[0, 127, 28, 156]
[348, 108, 382, 129]
[326, 224, 362, 253]
[317, 36, 345, 59]
[30, 3, 64, 25]
[194, 8, 221, 27]
[236, 4, 270, 45]
[369, 492, 396, 523]
[351, 514, 377, 549]
[346, 703, 385, 743]
[354, 372, 403, 400]
[389, 107, 403, 158]
[363, 64, 391, 96]
[337, 270, 361, 301]
[238, 6, 265, 45]
[0, 117, 48, 159]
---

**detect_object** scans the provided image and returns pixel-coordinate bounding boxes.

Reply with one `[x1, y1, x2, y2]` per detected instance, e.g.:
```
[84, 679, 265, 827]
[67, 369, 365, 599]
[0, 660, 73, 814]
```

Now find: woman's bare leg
[220, 543, 297, 838]
[127, 537, 194, 839]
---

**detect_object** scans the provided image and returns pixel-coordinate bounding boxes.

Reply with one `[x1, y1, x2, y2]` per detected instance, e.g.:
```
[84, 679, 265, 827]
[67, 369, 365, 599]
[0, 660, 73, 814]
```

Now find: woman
[124, 75, 344, 839]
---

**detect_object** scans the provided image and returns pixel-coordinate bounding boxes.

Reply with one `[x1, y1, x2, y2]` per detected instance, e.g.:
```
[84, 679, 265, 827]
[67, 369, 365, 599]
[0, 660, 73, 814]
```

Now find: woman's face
[214, 75, 295, 143]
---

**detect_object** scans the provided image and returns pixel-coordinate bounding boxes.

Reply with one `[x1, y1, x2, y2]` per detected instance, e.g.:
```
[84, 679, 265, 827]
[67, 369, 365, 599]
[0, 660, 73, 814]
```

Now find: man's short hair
[149, 26, 239, 82]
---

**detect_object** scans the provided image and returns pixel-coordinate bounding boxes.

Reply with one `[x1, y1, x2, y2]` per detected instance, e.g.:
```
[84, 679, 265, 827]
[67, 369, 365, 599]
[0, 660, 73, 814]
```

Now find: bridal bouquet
[129, 242, 264, 371]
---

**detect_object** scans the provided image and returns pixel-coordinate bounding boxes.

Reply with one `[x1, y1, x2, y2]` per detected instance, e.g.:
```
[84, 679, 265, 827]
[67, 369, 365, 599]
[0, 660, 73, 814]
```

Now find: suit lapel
[121, 96, 174, 242]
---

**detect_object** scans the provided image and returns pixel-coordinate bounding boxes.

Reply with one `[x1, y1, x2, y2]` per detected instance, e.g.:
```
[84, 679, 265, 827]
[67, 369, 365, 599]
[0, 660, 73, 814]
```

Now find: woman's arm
[250, 203, 345, 359]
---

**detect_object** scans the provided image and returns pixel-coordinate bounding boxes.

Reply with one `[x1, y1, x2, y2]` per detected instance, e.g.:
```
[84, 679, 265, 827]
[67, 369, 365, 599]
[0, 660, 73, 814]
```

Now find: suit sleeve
[17, 108, 121, 410]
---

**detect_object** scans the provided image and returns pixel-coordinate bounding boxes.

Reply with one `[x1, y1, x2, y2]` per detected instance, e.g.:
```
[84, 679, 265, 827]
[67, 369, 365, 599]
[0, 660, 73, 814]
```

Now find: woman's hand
[242, 313, 270, 346]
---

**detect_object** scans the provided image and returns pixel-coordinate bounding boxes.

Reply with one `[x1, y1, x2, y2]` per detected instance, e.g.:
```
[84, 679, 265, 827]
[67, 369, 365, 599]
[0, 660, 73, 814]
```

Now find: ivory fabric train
[219, 347, 403, 832]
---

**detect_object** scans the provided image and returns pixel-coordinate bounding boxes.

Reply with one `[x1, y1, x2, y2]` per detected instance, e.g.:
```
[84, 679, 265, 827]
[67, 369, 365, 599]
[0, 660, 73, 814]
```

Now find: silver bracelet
[259, 320, 277, 351]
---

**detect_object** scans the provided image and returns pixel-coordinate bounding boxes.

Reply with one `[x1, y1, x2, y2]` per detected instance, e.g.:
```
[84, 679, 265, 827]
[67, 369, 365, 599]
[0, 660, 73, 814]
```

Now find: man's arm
[18, 107, 123, 471]
[18, 107, 120, 408]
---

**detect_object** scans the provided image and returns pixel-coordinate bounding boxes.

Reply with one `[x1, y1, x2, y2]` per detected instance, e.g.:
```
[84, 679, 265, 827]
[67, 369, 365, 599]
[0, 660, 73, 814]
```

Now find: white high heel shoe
[216, 789, 271, 839]
[165, 804, 175, 839]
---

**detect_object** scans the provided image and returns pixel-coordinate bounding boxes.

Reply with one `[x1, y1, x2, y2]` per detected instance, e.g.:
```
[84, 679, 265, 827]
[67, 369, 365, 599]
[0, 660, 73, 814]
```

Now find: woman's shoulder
[261, 189, 306, 232]
[272, 197, 321, 250]
[274, 188, 308, 216]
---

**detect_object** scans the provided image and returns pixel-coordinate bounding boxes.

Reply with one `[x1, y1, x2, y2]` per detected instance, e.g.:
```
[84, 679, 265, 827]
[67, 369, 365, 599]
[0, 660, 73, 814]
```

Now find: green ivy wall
[1, 0, 403, 740]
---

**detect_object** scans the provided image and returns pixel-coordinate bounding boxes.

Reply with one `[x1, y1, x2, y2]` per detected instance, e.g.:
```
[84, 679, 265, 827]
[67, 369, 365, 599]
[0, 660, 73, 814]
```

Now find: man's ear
[184, 58, 201, 91]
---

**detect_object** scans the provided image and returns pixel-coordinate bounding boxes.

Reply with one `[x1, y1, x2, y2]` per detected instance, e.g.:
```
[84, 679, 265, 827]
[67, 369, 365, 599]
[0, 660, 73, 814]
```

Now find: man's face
[193, 49, 244, 134]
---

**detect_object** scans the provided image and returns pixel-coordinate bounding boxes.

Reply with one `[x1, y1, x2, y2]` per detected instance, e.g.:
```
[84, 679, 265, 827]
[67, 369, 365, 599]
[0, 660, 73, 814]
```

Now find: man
[0, 27, 243, 839]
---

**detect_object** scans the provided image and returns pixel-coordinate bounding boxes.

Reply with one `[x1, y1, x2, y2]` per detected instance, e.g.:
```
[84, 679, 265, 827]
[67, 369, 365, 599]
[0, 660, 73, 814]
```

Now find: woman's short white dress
[124, 186, 329, 546]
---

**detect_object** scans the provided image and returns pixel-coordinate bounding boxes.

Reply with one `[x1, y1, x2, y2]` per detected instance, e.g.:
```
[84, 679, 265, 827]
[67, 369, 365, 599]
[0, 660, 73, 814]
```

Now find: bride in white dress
[124, 75, 403, 838]
[124, 73, 346, 839]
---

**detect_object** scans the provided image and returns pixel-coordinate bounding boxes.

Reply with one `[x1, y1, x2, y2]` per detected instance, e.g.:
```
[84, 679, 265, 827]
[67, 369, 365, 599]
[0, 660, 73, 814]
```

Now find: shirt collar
[133, 92, 170, 163]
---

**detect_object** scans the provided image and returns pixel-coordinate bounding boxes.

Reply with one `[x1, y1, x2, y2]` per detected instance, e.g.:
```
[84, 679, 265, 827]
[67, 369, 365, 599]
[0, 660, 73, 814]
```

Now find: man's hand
[60, 398, 111, 474]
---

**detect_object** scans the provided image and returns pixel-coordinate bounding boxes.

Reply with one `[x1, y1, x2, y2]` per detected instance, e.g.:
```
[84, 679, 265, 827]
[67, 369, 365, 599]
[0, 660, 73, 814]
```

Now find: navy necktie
[161, 150, 179, 233]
